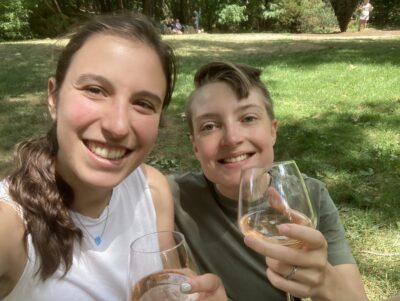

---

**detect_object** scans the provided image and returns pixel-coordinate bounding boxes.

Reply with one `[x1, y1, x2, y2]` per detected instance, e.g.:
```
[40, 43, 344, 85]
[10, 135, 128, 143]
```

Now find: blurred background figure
[358, 0, 374, 31]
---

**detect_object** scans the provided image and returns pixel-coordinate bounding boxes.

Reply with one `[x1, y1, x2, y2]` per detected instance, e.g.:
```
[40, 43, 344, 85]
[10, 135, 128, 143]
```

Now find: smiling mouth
[85, 141, 130, 160]
[219, 153, 254, 164]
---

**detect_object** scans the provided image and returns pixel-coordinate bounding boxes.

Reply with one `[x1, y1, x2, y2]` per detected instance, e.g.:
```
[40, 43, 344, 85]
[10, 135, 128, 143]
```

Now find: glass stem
[287, 292, 295, 301]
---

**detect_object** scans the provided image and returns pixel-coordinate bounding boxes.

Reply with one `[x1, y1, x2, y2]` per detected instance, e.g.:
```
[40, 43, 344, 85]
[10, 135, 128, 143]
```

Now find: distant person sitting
[173, 19, 184, 35]
[358, 0, 373, 31]
[163, 16, 174, 34]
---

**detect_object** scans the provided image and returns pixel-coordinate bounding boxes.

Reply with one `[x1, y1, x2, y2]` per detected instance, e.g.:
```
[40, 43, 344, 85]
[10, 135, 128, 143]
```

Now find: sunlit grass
[1, 34, 399, 300]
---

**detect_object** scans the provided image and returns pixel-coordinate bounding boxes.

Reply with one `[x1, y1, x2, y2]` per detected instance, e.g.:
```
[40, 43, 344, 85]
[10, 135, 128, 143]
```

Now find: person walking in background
[0, 14, 227, 301]
[358, 0, 374, 31]
[193, 9, 200, 33]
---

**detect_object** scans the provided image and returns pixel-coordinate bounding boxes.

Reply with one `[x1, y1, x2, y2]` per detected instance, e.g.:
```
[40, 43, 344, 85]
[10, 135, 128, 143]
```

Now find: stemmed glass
[238, 161, 317, 301]
[128, 231, 199, 301]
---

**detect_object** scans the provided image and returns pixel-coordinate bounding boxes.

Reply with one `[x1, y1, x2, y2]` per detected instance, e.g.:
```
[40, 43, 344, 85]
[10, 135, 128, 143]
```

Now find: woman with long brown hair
[0, 13, 226, 301]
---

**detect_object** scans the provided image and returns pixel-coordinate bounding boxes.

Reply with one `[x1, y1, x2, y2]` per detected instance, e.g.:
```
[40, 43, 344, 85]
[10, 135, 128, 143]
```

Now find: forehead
[190, 82, 267, 117]
[65, 33, 167, 98]
[71, 33, 154, 65]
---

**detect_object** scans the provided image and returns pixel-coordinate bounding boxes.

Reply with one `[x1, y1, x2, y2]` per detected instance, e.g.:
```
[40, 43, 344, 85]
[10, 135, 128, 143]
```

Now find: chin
[82, 170, 129, 189]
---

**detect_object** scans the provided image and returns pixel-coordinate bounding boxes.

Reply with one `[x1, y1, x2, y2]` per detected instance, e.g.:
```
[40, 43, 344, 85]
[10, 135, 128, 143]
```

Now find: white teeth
[87, 142, 126, 160]
[224, 154, 249, 163]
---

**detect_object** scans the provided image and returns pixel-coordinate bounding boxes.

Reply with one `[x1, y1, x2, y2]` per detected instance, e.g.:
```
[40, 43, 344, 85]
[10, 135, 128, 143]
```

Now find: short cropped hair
[185, 61, 274, 134]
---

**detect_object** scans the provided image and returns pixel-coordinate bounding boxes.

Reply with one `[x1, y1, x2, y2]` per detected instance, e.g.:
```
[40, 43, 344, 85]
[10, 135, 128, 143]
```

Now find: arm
[0, 201, 27, 298]
[141, 164, 174, 233]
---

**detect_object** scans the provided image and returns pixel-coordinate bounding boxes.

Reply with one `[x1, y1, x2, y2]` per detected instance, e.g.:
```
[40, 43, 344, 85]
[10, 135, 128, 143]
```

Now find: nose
[101, 98, 129, 140]
[221, 122, 243, 147]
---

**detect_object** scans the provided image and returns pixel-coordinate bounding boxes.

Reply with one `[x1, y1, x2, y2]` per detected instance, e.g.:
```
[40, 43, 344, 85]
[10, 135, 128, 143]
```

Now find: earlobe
[271, 119, 278, 145]
[190, 135, 198, 153]
[47, 77, 57, 121]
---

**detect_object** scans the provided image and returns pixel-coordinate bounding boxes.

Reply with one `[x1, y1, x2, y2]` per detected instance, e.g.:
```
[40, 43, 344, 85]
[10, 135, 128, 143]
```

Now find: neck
[215, 184, 239, 200]
[72, 186, 112, 218]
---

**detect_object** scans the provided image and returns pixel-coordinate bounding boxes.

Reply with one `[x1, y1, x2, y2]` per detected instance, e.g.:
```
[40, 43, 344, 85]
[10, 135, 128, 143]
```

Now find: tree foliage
[217, 4, 248, 32]
[0, 0, 32, 40]
[0, 0, 398, 40]
[369, 0, 400, 28]
[263, 0, 337, 33]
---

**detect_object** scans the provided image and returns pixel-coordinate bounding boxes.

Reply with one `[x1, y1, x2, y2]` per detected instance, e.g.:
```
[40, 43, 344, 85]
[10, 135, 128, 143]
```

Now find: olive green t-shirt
[168, 172, 355, 301]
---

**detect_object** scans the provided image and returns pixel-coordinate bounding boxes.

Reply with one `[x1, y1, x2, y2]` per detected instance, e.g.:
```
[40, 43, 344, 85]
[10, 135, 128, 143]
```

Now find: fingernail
[244, 235, 255, 246]
[180, 282, 192, 293]
[277, 224, 289, 234]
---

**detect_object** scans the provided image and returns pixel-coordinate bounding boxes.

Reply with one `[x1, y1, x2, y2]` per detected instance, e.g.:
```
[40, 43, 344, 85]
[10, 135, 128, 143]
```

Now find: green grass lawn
[1, 33, 399, 300]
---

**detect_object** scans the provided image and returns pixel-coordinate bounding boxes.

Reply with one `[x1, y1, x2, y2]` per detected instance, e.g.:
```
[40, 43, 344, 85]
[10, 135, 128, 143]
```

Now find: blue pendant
[94, 236, 102, 246]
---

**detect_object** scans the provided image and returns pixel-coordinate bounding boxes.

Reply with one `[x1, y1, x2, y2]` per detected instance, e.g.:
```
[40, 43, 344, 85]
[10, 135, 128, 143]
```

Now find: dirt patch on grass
[294, 29, 400, 40]
[166, 30, 400, 57]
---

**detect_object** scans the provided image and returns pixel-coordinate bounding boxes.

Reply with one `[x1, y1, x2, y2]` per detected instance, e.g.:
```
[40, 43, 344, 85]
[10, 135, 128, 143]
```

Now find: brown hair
[185, 61, 274, 134]
[6, 13, 176, 280]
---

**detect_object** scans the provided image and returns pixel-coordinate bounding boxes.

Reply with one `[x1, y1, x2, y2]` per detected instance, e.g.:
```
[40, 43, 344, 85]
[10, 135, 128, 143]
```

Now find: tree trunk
[180, 0, 190, 25]
[142, 0, 155, 18]
[330, 0, 360, 32]
[52, 0, 63, 14]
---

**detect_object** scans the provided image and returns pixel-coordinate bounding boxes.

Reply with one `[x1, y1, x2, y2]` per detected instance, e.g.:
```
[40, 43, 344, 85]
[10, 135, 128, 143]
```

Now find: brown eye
[133, 100, 156, 113]
[242, 115, 257, 123]
[200, 122, 218, 132]
[84, 86, 105, 97]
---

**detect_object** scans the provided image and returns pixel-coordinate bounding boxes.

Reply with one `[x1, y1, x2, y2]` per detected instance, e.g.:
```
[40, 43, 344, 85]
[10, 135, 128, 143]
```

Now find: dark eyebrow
[75, 74, 114, 91]
[74, 74, 163, 106]
[133, 91, 163, 107]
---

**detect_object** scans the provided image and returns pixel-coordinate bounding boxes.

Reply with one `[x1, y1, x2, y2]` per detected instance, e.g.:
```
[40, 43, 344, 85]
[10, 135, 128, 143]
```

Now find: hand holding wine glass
[238, 161, 318, 300]
[239, 161, 316, 247]
[129, 231, 228, 301]
[129, 231, 199, 301]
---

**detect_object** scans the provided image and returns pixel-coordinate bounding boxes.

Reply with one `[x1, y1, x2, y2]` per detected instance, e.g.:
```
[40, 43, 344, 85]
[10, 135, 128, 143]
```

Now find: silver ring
[285, 266, 298, 280]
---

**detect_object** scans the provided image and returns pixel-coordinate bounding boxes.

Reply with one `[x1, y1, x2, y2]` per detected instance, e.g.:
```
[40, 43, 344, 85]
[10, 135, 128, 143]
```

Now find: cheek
[133, 116, 161, 146]
[194, 138, 216, 161]
[57, 96, 99, 129]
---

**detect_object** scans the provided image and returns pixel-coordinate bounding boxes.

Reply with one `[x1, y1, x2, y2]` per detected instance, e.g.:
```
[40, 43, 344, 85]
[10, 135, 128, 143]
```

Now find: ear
[190, 134, 199, 155]
[271, 119, 278, 146]
[190, 134, 197, 152]
[47, 77, 57, 121]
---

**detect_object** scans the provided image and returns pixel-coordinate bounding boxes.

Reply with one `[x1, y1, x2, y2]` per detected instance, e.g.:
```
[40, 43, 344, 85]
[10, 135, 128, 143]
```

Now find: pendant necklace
[74, 205, 110, 246]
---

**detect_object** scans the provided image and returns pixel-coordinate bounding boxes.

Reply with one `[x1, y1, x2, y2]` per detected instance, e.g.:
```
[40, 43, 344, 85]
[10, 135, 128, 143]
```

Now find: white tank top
[0, 167, 158, 301]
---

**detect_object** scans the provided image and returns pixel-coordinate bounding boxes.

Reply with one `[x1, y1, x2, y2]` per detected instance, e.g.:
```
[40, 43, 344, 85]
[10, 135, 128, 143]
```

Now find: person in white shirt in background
[358, 0, 374, 31]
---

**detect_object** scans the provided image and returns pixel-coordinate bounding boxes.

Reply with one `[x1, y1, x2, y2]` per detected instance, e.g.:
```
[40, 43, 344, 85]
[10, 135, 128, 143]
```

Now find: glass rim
[130, 230, 186, 254]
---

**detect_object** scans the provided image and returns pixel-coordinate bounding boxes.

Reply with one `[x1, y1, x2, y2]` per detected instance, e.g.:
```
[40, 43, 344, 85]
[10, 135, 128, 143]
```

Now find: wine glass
[128, 231, 199, 301]
[238, 160, 317, 300]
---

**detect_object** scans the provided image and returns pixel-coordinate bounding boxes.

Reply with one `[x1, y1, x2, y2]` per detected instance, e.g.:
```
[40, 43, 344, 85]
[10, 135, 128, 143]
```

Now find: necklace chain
[74, 205, 110, 246]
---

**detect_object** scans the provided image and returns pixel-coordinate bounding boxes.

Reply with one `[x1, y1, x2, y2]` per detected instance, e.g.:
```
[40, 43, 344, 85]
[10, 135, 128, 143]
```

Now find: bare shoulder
[142, 164, 169, 197]
[0, 200, 26, 291]
[140, 164, 174, 232]
[141, 164, 168, 185]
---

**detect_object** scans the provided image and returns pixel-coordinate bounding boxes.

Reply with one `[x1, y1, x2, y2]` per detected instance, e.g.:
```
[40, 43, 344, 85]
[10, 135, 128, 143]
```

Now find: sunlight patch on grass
[342, 207, 400, 300]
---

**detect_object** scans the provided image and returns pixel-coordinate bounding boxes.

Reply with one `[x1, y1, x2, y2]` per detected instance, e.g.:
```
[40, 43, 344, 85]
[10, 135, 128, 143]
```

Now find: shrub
[263, 0, 338, 33]
[0, 0, 32, 40]
[217, 4, 248, 32]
